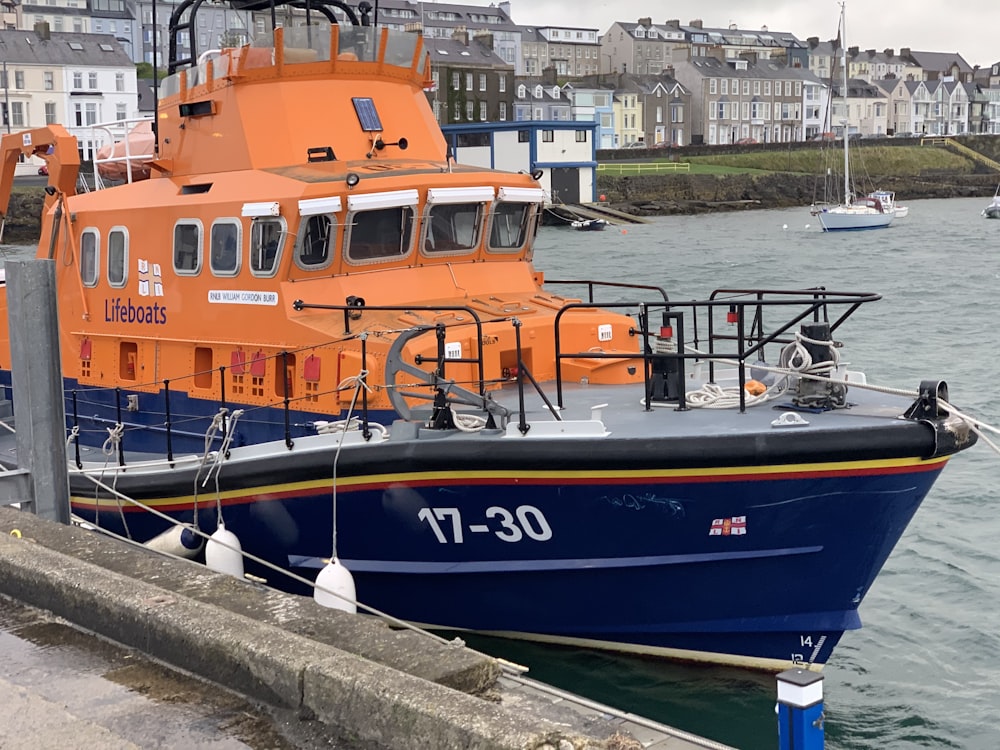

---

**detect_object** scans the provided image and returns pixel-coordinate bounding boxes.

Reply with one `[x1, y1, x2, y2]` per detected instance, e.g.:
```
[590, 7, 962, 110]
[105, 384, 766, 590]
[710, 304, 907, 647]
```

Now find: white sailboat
[813, 3, 894, 232]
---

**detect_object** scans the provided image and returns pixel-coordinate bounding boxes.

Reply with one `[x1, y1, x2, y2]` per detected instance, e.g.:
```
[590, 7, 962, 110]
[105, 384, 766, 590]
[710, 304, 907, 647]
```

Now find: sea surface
[2, 197, 998, 749]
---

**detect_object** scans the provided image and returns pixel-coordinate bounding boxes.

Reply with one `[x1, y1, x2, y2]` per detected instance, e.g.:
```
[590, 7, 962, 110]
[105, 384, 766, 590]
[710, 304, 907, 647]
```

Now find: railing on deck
[67, 288, 882, 470]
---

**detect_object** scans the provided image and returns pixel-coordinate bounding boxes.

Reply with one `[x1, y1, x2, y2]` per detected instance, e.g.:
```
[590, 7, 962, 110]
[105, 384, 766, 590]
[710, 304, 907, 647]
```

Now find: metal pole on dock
[7, 259, 70, 523]
[777, 668, 824, 750]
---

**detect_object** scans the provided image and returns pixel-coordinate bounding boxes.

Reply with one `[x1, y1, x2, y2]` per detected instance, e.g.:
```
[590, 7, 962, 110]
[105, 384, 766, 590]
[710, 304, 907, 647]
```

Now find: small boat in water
[0, 0, 980, 671]
[983, 186, 1000, 219]
[570, 218, 608, 231]
[812, 6, 893, 232]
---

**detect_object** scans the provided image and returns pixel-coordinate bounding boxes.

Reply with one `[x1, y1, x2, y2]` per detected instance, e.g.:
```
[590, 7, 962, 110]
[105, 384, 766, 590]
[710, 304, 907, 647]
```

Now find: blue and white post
[777, 668, 824, 750]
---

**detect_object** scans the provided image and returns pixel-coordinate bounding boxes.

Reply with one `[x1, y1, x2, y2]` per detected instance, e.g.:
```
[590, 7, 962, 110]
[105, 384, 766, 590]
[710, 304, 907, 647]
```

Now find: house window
[499, 102, 506, 121]
[465, 73, 473, 91]
[45, 102, 56, 124]
[44, 71, 54, 90]
[479, 101, 487, 120]
[752, 81, 759, 95]
[453, 101, 461, 120]
[518, 130, 529, 142]
[10, 102, 23, 127]
[575, 130, 587, 142]
[466, 101, 474, 120]
[709, 79, 717, 94]
[542, 130, 554, 142]
[14, 71, 24, 89]
[452, 72, 460, 90]
[720, 79, 727, 95]
[764, 81, 771, 96]
[499, 76, 506, 93]
[479, 73, 486, 91]
[116, 103, 127, 120]
[89, 72, 98, 89]
[73, 72, 83, 89]
[116, 72, 125, 92]
[85, 103, 97, 125]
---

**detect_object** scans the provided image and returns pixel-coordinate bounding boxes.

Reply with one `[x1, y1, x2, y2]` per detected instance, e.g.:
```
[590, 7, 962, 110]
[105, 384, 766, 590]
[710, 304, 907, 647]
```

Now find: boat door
[550, 168, 580, 204]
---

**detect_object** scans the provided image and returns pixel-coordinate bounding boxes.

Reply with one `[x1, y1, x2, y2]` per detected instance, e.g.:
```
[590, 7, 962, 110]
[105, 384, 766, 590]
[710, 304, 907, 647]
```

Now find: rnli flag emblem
[709, 516, 747, 536]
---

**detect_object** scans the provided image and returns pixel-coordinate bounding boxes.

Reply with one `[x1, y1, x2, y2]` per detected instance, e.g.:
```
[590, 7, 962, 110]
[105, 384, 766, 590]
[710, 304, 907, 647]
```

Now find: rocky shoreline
[3, 171, 998, 244]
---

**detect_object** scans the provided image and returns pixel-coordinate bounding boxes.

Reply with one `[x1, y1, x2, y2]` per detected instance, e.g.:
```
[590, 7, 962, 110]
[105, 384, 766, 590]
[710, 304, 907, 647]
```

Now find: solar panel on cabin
[352, 98, 383, 132]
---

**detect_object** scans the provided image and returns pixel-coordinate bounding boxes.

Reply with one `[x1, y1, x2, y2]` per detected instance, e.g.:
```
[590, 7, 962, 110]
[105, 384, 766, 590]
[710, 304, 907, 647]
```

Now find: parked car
[735, 137, 757, 145]
[37, 164, 48, 176]
[623, 142, 647, 149]
[811, 132, 837, 142]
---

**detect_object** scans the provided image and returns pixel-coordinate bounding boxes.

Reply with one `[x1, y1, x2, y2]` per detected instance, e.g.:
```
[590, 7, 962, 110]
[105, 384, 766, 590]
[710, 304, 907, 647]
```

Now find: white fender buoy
[313, 558, 357, 613]
[205, 522, 244, 578]
[145, 524, 204, 559]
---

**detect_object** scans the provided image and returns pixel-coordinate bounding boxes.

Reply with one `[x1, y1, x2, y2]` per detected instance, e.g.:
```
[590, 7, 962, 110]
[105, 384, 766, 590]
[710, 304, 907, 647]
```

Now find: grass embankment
[607, 146, 976, 177]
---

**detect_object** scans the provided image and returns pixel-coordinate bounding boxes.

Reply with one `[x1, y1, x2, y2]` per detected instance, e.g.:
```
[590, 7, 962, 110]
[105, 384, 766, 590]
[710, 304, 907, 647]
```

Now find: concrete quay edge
[0, 507, 618, 750]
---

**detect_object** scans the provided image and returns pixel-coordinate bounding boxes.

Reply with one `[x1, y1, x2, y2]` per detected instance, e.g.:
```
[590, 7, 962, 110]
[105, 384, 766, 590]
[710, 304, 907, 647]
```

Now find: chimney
[34, 21, 50, 40]
[866, 48, 875, 57]
[638, 17, 652, 27]
[884, 48, 894, 58]
[848, 46, 858, 56]
[900, 47, 911, 59]
[451, 29, 469, 46]
[689, 19, 702, 29]
[807, 36, 819, 49]
[498, 1, 511, 20]
[665, 19, 680, 28]
[473, 31, 494, 50]
[740, 50, 758, 65]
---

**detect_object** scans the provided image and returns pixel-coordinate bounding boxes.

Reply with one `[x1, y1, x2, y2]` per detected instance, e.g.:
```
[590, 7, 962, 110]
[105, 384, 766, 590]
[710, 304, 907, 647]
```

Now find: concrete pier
[0, 507, 733, 750]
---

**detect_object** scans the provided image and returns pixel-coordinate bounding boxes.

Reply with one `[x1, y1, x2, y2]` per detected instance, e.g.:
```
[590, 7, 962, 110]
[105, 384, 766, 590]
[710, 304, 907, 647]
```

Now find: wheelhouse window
[210, 220, 241, 276]
[173, 221, 203, 274]
[80, 229, 99, 286]
[345, 190, 418, 264]
[107, 227, 127, 287]
[488, 190, 543, 253]
[296, 214, 336, 270]
[250, 217, 285, 276]
[423, 187, 492, 255]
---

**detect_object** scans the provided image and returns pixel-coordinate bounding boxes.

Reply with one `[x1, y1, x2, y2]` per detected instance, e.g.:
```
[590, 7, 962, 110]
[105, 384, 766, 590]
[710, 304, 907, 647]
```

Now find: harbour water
[2, 196, 998, 749]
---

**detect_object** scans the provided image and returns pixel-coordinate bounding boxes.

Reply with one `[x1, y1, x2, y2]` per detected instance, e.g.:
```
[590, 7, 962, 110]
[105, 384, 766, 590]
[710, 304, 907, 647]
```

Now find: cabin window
[250, 217, 286, 277]
[345, 206, 414, 263]
[210, 220, 241, 276]
[296, 214, 335, 270]
[423, 203, 483, 254]
[107, 227, 127, 287]
[487, 202, 534, 252]
[173, 221, 203, 274]
[80, 228, 100, 287]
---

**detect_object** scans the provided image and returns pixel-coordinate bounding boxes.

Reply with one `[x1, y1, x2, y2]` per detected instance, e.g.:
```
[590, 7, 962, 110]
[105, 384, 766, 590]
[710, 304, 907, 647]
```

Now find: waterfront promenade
[0, 506, 733, 750]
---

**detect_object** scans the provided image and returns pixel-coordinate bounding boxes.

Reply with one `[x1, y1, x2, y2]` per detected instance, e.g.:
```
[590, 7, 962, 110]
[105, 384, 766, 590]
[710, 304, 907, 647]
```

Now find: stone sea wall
[595, 172, 1000, 216]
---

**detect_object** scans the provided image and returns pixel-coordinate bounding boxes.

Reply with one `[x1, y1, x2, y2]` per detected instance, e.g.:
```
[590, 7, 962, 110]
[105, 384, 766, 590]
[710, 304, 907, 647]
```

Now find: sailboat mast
[841, 3, 850, 204]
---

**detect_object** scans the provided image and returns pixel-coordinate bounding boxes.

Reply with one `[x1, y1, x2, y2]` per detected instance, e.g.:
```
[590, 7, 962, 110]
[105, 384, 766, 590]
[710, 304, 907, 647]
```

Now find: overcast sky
[501, 1, 996, 69]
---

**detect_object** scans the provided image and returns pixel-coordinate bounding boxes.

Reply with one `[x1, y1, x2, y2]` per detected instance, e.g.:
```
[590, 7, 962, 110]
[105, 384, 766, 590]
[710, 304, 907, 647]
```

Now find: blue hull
[73, 454, 946, 669]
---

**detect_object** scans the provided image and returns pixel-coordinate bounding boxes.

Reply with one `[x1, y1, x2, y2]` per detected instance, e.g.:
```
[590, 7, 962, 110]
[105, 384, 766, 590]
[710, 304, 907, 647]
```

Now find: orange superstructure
[0, 18, 640, 443]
